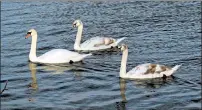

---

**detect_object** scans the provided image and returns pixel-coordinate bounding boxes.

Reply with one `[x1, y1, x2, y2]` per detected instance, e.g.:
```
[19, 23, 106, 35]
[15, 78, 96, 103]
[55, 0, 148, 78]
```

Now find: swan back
[79, 37, 126, 51]
[37, 49, 91, 64]
[127, 63, 181, 79]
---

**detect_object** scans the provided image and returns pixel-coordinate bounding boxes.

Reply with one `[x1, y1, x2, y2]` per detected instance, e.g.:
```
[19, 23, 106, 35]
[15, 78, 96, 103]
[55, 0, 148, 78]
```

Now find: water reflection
[27, 62, 85, 102]
[130, 76, 175, 89]
[37, 62, 85, 74]
[28, 62, 38, 102]
[28, 62, 84, 89]
[116, 77, 174, 110]
[116, 78, 127, 110]
[28, 62, 38, 90]
[28, 62, 85, 80]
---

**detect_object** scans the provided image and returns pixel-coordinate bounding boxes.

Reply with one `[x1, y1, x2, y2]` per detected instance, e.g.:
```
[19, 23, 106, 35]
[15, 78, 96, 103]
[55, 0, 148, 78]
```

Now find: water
[1, 1, 201, 110]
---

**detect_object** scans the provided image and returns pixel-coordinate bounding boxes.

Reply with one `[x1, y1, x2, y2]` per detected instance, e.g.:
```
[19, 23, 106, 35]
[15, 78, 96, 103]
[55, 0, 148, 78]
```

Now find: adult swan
[25, 29, 92, 64]
[73, 20, 126, 51]
[119, 44, 181, 79]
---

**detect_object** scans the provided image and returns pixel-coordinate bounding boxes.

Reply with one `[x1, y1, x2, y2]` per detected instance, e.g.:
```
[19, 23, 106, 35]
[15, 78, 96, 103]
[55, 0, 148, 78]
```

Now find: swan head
[121, 44, 128, 51]
[73, 20, 83, 28]
[25, 29, 37, 39]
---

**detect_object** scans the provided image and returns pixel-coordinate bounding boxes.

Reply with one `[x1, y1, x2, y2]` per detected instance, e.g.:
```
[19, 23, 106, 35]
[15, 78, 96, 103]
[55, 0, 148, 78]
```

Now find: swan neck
[29, 34, 37, 61]
[120, 48, 128, 78]
[74, 25, 83, 50]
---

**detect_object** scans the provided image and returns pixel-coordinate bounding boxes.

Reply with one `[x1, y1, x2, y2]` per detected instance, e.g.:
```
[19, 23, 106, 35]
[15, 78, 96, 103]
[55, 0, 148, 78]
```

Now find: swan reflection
[29, 62, 82, 90]
[38, 62, 86, 74]
[116, 78, 127, 110]
[29, 62, 38, 90]
[130, 76, 174, 89]
[28, 62, 84, 78]
[116, 77, 174, 110]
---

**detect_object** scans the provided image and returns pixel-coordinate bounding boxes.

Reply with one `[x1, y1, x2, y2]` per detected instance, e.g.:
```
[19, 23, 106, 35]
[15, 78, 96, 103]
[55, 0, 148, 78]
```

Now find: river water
[1, 1, 201, 110]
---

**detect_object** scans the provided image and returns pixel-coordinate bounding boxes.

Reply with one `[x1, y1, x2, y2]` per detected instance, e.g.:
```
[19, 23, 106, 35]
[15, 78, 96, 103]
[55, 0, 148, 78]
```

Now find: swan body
[120, 44, 181, 79]
[26, 29, 91, 64]
[79, 36, 126, 51]
[73, 20, 126, 51]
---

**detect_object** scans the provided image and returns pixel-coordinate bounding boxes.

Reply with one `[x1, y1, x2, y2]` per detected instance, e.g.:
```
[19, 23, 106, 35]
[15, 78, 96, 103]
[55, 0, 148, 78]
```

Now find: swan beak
[25, 34, 31, 39]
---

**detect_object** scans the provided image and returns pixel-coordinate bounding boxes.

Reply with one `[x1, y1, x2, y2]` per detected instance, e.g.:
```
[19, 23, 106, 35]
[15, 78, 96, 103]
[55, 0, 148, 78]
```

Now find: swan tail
[81, 53, 92, 58]
[171, 65, 181, 72]
[164, 65, 181, 76]
[115, 37, 126, 45]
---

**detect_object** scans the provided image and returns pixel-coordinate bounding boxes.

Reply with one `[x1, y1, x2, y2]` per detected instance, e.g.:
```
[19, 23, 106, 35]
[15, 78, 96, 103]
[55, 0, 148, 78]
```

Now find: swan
[119, 44, 181, 79]
[72, 20, 126, 51]
[25, 29, 92, 64]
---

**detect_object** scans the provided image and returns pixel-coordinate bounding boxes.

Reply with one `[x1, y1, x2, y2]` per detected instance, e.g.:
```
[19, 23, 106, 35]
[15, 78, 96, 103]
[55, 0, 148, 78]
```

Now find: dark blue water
[1, 1, 201, 110]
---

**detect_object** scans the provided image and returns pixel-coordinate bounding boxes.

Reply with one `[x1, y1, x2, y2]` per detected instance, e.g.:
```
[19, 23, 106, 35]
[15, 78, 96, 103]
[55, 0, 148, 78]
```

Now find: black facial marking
[27, 32, 32, 34]
[73, 23, 76, 27]
[69, 60, 74, 64]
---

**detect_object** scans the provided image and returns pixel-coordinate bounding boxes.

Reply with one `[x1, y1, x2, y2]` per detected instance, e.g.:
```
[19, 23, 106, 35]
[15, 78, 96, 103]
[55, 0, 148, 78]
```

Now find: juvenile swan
[119, 44, 181, 79]
[73, 20, 126, 51]
[25, 29, 91, 64]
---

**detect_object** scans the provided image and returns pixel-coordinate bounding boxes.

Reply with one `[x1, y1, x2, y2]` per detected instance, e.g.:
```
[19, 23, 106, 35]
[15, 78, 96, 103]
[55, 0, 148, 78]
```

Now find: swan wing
[127, 63, 178, 79]
[127, 63, 151, 75]
[80, 37, 105, 48]
[80, 37, 124, 51]
[37, 49, 89, 63]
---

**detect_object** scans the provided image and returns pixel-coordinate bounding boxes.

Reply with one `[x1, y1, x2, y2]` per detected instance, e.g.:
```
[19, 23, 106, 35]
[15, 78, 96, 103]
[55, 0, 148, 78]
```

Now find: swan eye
[73, 23, 77, 27]
[27, 32, 32, 34]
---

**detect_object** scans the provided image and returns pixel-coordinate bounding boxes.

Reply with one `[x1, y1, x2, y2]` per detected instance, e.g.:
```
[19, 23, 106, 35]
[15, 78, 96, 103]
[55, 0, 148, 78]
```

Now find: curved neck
[29, 34, 38, 62]
[74, 25, 83, 50]
[120, 48, 128, 78]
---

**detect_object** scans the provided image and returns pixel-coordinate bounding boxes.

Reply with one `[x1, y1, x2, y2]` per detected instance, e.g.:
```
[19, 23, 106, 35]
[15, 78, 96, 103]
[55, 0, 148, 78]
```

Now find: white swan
[25, 29, 92, 64]
[119, 44, 181, 79]
[73, 20, 126, 51]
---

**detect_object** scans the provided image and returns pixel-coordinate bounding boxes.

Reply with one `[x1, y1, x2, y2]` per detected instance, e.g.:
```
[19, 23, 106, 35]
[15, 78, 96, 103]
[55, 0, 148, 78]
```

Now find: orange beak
[25, 34, 31, 39]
